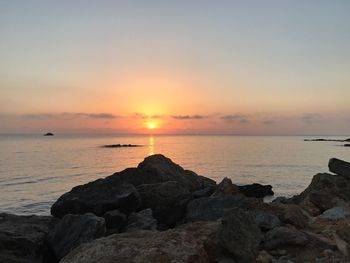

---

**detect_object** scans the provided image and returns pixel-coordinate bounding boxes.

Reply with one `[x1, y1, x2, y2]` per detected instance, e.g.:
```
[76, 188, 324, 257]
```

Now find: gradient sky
[1, 0, 350, 134]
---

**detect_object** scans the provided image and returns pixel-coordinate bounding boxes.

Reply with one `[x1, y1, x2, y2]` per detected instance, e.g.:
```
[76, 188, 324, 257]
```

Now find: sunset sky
[1, 1, 350, 135]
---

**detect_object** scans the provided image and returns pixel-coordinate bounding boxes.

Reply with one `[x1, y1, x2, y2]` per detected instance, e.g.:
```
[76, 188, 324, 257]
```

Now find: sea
[0, 134, 349, 215]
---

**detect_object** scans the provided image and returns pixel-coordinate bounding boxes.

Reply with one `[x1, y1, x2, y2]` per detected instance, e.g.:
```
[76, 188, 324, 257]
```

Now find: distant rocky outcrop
[304, 138, 350, 142]
[4, 155, 350, 262]
[43, 132, 54, 136]
[102, 144, 141, 148]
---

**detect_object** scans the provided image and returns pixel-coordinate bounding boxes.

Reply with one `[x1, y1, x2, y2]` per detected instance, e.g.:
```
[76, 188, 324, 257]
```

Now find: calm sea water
[0, 134, 349, 215]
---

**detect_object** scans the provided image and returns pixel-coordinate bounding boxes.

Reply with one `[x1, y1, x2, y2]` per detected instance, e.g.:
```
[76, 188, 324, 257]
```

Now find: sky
[1, 0, 350, 135]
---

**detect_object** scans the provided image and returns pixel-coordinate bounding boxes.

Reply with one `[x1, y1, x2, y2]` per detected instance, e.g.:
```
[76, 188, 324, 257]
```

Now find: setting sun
[147, 122, 156, 129]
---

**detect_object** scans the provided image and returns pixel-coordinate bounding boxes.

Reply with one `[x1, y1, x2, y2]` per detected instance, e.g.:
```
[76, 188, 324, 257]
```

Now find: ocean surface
[0, 134, 349, 215]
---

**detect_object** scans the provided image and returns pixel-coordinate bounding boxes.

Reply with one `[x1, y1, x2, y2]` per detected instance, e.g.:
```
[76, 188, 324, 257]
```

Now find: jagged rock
[0, 213, 56, 263]
[264, 226, 308, 249]
[136, 181, 191, 226]
[211, 177, 240, 197]
[329, 158, 350, 178]
[186, 195, 248, 222]
[238, 183, 274, 198]
[291, 173, 350, 214]
[51, 182, 141, 218]
[61, 221, 220, 263]
[281, 205, 309, 229]
[47, 213, 106, 261]
[251, 210, 281, 231]
[319, 207, 350, 220]
[126, 208, 157, 232]
[103, 209, 127, 230]
[219, 208, 263, 261]
[192, 186, 215, 198]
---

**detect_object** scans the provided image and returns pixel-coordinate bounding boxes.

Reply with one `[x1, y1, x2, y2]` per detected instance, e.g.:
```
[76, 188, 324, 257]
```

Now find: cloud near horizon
[171, 115, 209, 120]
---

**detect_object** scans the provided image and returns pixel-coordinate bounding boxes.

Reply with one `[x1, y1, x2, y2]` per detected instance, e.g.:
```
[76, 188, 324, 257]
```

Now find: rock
[251, 210, 281, 231]
[219, 208, 263, 261]
[329, 158, 350, 178]
[257, 250, 273, 263]
[126, 208, 157, 232]
[192, 186, 215, 198]
[47, 213, 106, 261]
[238, 183, 274, 198]
[61, 221, 220, 263]
[44, 132, 54, 136]
[136, 181, 191, 226]
[51, 182, 141, 218]
[103, 209, 127, 230]
[345, 144, 350, 147]
[281, 205, 309, 229]
[211, 177, 240, 197]
[291, 173, 350, 213]
[264, 226, 308, 249]
[186, 195, 248, 222]
[102, 144, 141, 148]
[319, 207, 350, 220]
[0, 213, 56, 263]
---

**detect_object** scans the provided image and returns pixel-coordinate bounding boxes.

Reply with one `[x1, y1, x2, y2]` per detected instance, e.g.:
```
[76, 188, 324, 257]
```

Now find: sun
[147, 122, 156, 129]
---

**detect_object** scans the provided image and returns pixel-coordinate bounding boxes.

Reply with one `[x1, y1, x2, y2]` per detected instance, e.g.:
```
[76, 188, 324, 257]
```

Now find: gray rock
[47, 213, 106, 261]
[329, 158, 350, 178]
[192, 186, 215, 198]
[319, 207, 350, 220]
[186, 195, 248, 222]
[211, 177, 239, 197]
[61, 221, 220, 263]
[238, 183, 274, 198]
[0, 213, 56, 263]
[251, 210, 281, 231]
[51, 182, 141, 218]
[219, 208, 263, 261]
[281, 205, 309, 229]
[103, 209, 127, 230]
[126, 208, 157, 232]
[137, 181, 191, 226]
[264, 226, 308, 249]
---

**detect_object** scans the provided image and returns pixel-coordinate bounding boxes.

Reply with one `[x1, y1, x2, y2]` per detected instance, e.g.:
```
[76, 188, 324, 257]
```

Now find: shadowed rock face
[51, 154, 215, 218]
[238, 183, 274, 198]
[329, 158, 350, 178]
[0, 213, 57, 263]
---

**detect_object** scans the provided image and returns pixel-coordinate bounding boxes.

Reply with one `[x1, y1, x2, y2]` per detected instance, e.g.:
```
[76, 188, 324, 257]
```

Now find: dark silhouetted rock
[186, 195, 248, 222]
[51, 182, 141, 218]
[0, 213, 57, 263]
[61, 221, 220, 263]
[238, 183, 274, 198]
[126, 208, 157, 232]
[47, 213, 106, 261]
[219, 208, 262, 261]
[103, 209, 127, 230]
[250, 210, 281, 231]
[304, 138, 350, 142]
[281, 205, 309, 229]
[329, 158, 350, 178]
[264, 226, 308, 249]
[136, 181, 191, 226]
[191, 186, 215, 199]
[345, 144, 350, 147]
[102, 144, 141, 148]
[44, 132, 54, 136]
[211, 177, 240, 197]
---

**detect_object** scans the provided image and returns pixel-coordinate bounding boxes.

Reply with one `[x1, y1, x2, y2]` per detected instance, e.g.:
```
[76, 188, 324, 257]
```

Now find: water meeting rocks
[329, 158, 350, 178]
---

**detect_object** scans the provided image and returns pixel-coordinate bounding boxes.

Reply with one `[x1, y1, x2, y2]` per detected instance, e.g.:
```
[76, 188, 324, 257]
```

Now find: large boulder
[211, 177, 240, 197]
[126, 208, 157, 232]
[264, 226, 308, 249]
[47, 213, 106, 261]
[219, 208, 263, 262]
[291, 173, 350, 213]
[137, 181, 191, 226]
[0, 213, 56, 263]
[103, 209, 127, 230]
[61, 221, 221, 263]
[238, 183, 274, 198]
[186, 195, 248, 222]
[329, 158, 350, 178]
[51, 182, 141, 218]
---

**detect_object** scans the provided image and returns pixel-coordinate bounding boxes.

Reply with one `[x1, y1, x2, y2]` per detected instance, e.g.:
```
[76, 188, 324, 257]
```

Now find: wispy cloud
[133, 113, 164, 119]
[21, 112, 119, 119]
[261, 119, 275, 125]
[300, 113, 323, 124]
[221, 114, 248, 123]
[171, 115, 209, 120]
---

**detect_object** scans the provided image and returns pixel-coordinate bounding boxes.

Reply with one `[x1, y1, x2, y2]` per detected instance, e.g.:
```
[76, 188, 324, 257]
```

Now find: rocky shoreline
[1, 155, 350, 262]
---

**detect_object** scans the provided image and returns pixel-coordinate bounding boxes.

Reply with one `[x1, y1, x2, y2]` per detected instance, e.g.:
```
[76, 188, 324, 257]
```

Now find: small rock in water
[44, 132, 54, 136]
[238, 183, 274, 198]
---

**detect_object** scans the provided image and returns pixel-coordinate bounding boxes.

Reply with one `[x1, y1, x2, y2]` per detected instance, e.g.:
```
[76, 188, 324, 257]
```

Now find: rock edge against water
[2, 154, 350, 263]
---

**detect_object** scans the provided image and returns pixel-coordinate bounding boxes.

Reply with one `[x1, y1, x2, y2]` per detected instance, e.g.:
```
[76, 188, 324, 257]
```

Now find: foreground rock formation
[2, 154, 350, 262]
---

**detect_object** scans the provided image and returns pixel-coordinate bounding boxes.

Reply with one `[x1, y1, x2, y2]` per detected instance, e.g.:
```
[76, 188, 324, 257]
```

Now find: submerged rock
[238, 183, 274, 198]
[219, 208, 262, 262]
[47, 213, 106, 261]
[0, 213, 56, 263]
